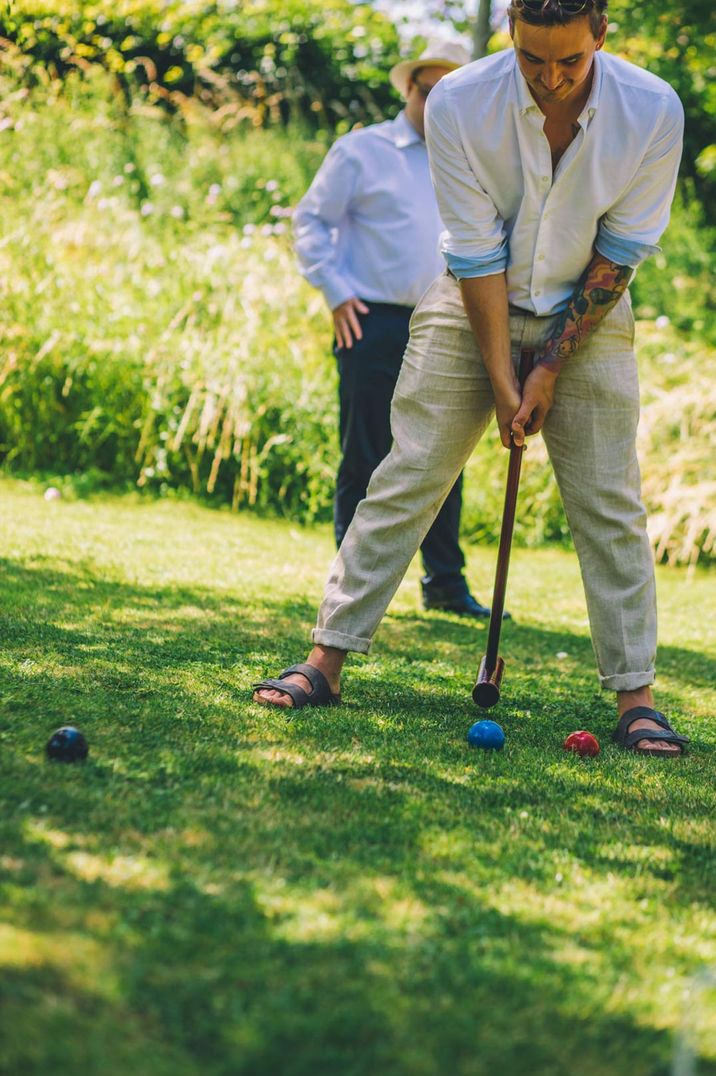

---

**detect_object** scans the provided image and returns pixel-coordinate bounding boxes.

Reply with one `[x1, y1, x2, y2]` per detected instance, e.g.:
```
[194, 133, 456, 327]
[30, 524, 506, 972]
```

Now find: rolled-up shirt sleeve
[595, 90, 684, 269]
[292, 141, 357, 310]
[424, 80, 508, 279]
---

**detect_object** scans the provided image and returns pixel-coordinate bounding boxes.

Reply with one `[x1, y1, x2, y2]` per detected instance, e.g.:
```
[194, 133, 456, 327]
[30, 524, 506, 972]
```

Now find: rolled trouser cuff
[599, 669, 655, 692]
[311, 628, 372, 655]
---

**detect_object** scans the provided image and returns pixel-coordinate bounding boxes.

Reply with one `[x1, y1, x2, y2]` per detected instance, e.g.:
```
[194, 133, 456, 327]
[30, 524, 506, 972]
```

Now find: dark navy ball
[46, 726, 89, 763]
[467, 719, 505, 751]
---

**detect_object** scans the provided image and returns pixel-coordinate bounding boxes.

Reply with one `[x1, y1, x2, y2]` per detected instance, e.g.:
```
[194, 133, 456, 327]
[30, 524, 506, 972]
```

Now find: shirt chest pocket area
[350, 164, 418, 227]
[582, 138, 650, 219]
[348, 180, 411, 224]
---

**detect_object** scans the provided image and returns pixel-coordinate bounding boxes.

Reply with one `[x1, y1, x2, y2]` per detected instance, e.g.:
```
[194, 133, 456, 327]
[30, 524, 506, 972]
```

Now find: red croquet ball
[563, 730, 600, 757]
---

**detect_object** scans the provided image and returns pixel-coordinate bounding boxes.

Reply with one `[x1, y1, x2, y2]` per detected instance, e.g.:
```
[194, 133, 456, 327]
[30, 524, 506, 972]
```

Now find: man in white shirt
[254, 1, 690, 758]
[293, 41, 495, 619]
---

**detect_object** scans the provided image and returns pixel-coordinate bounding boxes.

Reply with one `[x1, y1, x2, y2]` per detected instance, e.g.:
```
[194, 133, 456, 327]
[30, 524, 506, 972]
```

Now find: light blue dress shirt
[425, 49, 684, 315]
[293, 111, 446, 310]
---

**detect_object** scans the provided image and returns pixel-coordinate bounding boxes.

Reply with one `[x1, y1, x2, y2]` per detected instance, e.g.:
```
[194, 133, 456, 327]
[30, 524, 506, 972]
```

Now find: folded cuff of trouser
[311, 627, 372, 655]
[600, 669, 655, 692]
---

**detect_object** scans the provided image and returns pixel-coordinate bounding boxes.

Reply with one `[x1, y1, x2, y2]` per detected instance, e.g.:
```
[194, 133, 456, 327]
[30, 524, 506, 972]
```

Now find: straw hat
[389, 38, 471, 98]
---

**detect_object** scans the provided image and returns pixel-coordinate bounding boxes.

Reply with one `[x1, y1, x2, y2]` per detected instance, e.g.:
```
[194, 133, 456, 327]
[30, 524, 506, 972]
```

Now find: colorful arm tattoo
[537, 255, 634, 375]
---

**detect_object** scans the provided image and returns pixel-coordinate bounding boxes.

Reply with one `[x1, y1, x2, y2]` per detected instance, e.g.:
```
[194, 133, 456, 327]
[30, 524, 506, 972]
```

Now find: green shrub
[609, 0, 716, 219]
[1, 0, 401, 130]
[630, 184, 716, 346]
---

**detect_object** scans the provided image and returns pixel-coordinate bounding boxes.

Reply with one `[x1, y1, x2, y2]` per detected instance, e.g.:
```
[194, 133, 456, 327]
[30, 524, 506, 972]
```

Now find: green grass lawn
[0, 476, 714, 1076]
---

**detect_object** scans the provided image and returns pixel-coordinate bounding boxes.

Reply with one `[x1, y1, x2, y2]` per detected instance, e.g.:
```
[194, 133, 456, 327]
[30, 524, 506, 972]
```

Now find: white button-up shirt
[293, 111, 445, 310]
[425, 49, 684, 315]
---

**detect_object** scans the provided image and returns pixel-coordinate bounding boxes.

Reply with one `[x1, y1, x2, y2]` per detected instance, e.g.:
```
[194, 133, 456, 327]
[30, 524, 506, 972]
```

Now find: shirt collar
[514, 47, 602, 124]
[580, 50, 602, 125]
[514, 52, 537, 116]
[393, 109, 424, 148]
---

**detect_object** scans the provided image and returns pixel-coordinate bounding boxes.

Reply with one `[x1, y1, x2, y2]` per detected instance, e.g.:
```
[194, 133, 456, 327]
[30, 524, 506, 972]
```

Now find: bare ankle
[308, 646, 346, 686]
[617, 687, 654, 716]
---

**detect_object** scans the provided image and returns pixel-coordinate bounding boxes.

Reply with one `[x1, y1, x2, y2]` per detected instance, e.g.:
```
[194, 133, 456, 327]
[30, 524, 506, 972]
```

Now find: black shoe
[422, 588, 512, 620]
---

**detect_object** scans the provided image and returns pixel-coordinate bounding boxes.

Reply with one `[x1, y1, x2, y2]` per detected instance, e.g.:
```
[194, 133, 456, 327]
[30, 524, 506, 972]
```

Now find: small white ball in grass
[655, 315, 670, 330]
[44, 487, 62, 502]
[556, 651, 568, 660]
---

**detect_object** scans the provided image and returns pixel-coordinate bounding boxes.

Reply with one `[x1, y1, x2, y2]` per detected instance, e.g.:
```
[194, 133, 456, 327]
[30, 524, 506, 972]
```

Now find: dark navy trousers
[333, 301, 468, 597]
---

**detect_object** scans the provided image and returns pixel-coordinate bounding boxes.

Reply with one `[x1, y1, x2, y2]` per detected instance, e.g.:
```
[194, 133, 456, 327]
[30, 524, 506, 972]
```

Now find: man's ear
[595, 14, 608, 50]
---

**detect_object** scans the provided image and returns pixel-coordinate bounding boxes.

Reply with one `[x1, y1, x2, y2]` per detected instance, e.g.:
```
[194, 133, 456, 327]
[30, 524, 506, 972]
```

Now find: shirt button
[534, 289, 542, 296]
[537, 254, 545, 261]
[542, 176, 550, 183]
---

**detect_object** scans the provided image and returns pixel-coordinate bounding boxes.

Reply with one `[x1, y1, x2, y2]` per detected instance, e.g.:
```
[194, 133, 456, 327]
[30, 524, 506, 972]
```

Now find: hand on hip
[333, 298, 370, 349]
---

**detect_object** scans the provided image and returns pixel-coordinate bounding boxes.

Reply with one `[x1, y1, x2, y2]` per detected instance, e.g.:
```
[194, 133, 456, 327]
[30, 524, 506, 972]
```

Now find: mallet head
[472, 655, 505, 709]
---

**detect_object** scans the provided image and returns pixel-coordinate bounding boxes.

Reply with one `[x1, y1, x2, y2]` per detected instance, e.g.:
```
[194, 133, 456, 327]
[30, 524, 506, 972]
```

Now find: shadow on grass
[1, 556, 715, 1075]
[0, 838, 692, 1076]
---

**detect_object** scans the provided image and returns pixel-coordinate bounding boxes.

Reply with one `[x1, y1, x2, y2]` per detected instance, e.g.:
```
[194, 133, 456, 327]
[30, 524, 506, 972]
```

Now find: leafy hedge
[609, 0, 716, 217]
[3, 0, 715, 213]
[0, 0, 402, 130]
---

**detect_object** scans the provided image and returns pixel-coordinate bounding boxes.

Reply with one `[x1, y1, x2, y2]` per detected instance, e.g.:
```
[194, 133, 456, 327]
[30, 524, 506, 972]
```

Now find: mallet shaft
[484, 437, 525, 671]
[473, 347, 535, 707]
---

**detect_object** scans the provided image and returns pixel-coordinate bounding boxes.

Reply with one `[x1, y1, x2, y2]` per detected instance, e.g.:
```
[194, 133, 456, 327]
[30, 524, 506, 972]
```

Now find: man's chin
[535, 84, 571, 100]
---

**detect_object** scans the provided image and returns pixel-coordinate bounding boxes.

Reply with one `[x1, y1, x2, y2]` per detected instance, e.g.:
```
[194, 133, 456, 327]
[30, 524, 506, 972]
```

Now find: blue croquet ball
[467, 719, 505, 751]
[46, 726, 89, 763]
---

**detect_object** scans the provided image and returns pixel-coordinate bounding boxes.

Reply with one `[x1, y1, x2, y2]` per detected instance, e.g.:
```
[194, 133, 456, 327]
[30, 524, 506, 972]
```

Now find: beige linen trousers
[312, 270, 656, 693]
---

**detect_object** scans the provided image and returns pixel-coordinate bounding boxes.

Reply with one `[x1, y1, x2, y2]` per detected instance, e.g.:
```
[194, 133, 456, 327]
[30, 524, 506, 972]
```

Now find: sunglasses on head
[513, 0, 595, 14]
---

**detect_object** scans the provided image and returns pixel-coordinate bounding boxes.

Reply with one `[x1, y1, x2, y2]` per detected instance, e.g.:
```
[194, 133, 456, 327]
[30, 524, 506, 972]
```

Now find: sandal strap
[622, 728, 690, 749]
[613, 706, 689, 749]
[253, 664, 339, 709]
[619, 706, 672, 732]
[252, 678, 311, 707]
[281, 663, 331, 696]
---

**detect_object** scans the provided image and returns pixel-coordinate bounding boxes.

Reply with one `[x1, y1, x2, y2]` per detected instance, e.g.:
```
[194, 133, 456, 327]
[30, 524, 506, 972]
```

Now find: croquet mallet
[472, 348, 535, 708]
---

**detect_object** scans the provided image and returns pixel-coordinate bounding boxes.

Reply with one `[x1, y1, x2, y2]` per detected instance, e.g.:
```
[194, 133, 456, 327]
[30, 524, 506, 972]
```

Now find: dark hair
[508, 0, 607, 37]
